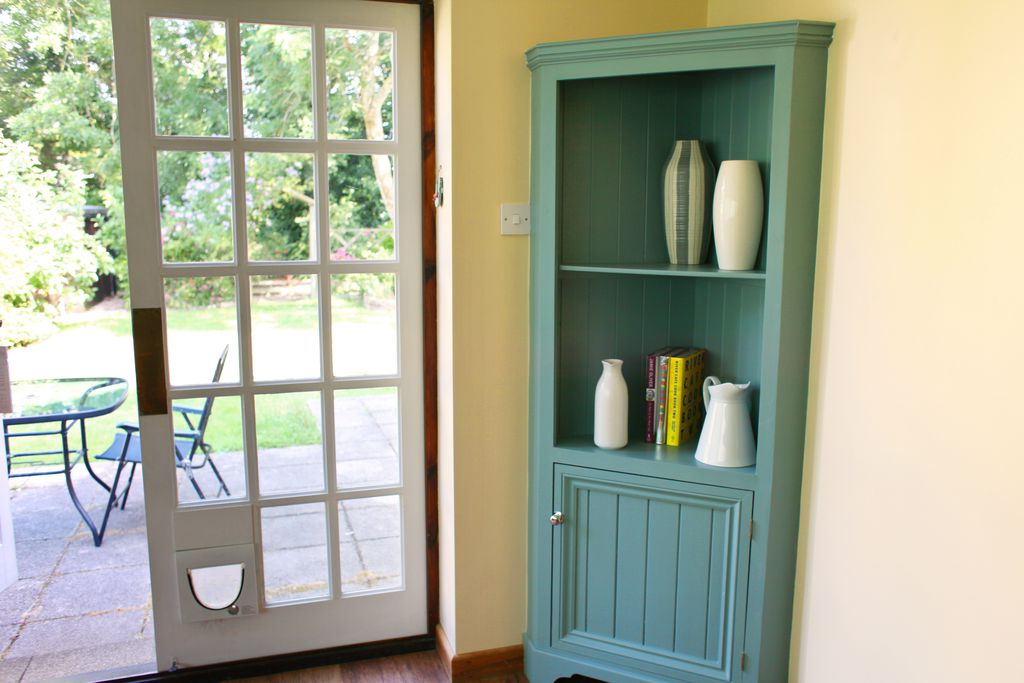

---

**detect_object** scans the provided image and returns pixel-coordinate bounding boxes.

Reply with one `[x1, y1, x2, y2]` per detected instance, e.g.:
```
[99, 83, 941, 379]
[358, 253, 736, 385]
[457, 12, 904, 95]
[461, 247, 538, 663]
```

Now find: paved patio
[0, 394, 401, 682]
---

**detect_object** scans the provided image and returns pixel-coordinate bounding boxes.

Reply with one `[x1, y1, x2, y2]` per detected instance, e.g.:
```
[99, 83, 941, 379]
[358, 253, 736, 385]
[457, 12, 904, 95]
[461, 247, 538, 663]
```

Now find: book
[644, 346, 675, 442]
[654, 347, 685, 445]
[665, 348, 707, 446]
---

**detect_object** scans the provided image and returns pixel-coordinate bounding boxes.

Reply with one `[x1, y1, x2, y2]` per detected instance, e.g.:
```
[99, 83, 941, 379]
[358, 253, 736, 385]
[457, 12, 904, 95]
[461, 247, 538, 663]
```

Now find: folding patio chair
[94, 345, 231, 544]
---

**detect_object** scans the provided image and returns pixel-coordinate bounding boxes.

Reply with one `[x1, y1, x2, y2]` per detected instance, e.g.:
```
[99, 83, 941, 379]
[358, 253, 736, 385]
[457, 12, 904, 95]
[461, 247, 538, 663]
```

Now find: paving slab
[356, 537, 402, 588]
[0, 621, 21, 655]
[337, 457, 399, 489]
[32, 565, 150, 619]
[260, 508, 326, 551]
[332, 408, 378, 431]
[262, 547, 329, 604]
[339, 541, 364, 582]
[258, 469, 324, 497]
[7, 610, 147, 658]
[341, 498, 401, 541]
[11, 507, 83, 543]
[175, 457, 248, 505]
[0, 653, 30, 682]
[57, 531, 149, 573]
[335, 436, 395, 461]
[20, 636, 155, 682]
[9, 539, 67, 580]
[0, 580, 43, 627]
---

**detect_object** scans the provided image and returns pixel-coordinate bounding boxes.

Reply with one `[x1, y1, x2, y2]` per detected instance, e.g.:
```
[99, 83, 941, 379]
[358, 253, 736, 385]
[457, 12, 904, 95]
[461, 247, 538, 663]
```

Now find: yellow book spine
[665, 356, 683, 446]
[679, 350, 706, 443]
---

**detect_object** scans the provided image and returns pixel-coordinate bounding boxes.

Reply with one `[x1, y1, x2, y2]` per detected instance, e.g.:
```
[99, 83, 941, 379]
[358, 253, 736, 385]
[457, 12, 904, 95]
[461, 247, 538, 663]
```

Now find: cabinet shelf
[560, 264, 766, 280]
[554, 436, 757, 490]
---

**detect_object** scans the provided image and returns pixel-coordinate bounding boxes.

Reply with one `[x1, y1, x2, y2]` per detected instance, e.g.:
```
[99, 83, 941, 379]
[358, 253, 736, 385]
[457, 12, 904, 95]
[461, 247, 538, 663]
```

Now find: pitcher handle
[702, 376, 720, 410]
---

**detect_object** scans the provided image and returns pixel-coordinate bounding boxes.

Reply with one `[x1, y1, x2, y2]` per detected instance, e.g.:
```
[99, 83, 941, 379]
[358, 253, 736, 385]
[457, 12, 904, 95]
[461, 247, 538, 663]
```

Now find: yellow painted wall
[435, 0, 708, 654]
[703, 1, 1024, 681]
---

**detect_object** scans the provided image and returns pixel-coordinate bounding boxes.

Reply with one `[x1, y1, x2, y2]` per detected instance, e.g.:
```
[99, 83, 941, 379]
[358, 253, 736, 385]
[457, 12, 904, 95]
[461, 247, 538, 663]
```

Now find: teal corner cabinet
[525, 21, 833, 683]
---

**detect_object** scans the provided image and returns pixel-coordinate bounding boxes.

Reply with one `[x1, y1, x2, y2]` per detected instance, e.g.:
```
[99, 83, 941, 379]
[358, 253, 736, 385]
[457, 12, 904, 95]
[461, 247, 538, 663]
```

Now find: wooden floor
[236, 649, 529, 682]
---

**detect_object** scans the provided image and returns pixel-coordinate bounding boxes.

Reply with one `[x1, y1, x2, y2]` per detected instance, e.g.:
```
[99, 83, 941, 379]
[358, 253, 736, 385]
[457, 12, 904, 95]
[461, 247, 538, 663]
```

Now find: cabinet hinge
[741, 653, 748, 671]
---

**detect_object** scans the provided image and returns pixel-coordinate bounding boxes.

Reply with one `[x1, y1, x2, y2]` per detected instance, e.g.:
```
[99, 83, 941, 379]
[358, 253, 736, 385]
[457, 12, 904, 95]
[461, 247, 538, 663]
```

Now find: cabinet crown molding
[526, 20, 835, 71]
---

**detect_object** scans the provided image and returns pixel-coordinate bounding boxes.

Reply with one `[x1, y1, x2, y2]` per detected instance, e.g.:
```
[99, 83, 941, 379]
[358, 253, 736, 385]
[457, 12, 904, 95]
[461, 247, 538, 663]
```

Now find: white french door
[111, 0, 423, 669]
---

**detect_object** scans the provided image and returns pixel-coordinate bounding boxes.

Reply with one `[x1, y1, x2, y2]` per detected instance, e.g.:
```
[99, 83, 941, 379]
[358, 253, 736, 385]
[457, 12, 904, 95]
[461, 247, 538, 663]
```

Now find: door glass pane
[164, 277, 239, 386]
[325, 28, 393, 140]
[329, 154, 395, 261]
[250, 275, 321, 381]
[331, 274, 397, 378]
[246, 153, 316, 262]
[255, 392, 324, 496]
[340, 496, 402, 593]
[174, 395, 246, 504]
[335, 388, 399, 490]
[262, 503, 329, 604]
[158, 151, 233, 263]
[241, 23, 313, 139]
[150, 18, 229, 137]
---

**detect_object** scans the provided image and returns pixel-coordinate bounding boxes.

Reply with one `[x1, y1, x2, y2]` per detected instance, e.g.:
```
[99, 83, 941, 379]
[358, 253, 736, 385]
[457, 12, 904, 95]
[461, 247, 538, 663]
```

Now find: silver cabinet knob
[550, 511, 565, 526]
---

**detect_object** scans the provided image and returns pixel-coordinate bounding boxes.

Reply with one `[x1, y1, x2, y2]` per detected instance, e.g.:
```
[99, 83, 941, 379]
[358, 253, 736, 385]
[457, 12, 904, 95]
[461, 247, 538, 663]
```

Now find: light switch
[500, 203, 531, 235]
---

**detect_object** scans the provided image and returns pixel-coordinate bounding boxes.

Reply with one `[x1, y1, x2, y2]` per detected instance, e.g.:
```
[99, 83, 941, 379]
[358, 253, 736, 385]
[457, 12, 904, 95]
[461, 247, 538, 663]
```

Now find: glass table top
[4, 377, 129, 424]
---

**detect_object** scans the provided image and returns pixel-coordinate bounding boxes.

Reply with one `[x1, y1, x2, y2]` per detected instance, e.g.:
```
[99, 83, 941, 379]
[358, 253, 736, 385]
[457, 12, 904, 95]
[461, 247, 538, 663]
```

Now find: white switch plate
[500, 203, 531, 235]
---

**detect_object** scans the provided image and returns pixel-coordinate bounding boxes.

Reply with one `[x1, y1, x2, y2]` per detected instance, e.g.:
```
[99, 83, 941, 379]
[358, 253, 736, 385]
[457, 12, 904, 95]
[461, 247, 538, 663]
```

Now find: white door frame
[111, 0, 424, 669]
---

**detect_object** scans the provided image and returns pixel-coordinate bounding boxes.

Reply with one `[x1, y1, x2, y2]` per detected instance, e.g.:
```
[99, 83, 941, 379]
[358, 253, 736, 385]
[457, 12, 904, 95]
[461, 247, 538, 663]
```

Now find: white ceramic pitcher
[694, 376, 755, 468]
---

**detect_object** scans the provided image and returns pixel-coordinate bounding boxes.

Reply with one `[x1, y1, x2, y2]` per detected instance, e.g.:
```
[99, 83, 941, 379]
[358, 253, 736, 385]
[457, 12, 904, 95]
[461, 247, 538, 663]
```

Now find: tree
[1, 0, 117, 203]
[0, 135, 111, 346]
[1, 2, 397, 316]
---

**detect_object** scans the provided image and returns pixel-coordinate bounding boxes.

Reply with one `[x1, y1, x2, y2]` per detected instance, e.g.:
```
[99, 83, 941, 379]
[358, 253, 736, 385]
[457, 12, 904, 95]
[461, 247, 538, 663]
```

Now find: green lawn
[7, 296, 392, 469]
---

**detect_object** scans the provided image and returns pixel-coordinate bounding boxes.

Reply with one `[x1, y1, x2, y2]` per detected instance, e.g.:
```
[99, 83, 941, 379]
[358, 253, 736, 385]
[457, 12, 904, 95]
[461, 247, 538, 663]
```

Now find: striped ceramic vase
[662, 140, 716, 265]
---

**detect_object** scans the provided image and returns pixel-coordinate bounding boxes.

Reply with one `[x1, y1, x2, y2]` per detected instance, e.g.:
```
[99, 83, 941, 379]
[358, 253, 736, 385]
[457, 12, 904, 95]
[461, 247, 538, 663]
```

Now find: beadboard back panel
[558, 68, 774, 271]
[556, 274, 764, 444]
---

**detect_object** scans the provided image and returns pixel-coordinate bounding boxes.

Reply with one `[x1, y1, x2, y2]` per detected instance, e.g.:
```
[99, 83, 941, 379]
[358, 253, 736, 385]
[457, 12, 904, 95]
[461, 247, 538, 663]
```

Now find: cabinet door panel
[552, 465, 752, 682]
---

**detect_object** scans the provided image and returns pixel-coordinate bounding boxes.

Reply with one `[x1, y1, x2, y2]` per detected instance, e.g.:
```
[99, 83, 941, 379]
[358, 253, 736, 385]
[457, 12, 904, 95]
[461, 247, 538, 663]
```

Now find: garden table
[2, 377, 129, 545]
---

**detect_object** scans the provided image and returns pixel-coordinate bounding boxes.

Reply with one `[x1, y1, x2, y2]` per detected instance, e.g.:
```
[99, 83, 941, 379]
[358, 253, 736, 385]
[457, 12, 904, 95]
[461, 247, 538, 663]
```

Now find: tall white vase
[712, 160, 764, 271]
[594, 359, 628, 449]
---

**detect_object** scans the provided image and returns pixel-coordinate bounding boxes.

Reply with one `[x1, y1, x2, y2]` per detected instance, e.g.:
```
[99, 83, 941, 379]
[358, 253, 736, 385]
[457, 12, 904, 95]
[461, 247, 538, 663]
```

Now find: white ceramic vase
[712, 160, 764, 271]
[594, 359, 628, 449]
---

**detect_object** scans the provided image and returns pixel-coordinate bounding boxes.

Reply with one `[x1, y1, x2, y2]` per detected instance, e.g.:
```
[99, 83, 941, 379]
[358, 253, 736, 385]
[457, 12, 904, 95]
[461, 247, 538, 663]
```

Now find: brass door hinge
[741, 653, 748, 671]
[748, 518, 754, 540]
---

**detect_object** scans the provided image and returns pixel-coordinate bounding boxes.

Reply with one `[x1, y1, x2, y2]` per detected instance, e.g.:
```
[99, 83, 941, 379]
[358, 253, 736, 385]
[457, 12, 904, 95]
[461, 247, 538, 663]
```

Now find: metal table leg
[59, 419, 104, 546]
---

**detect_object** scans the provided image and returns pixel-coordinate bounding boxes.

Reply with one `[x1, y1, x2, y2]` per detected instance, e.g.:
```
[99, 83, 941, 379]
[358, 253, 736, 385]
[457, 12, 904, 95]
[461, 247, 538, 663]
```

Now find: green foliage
[1, 1, 398, 317]
[0, 0, 117, 205]
[240, 23, 313, 138]
[150, 18, 229, 136]
[0, 0, 124, 325]
[158, 151, 234, 269]
[0, 135, 112, 346]
[325, 28, 393, 140]
[246, 152, 314, 262]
